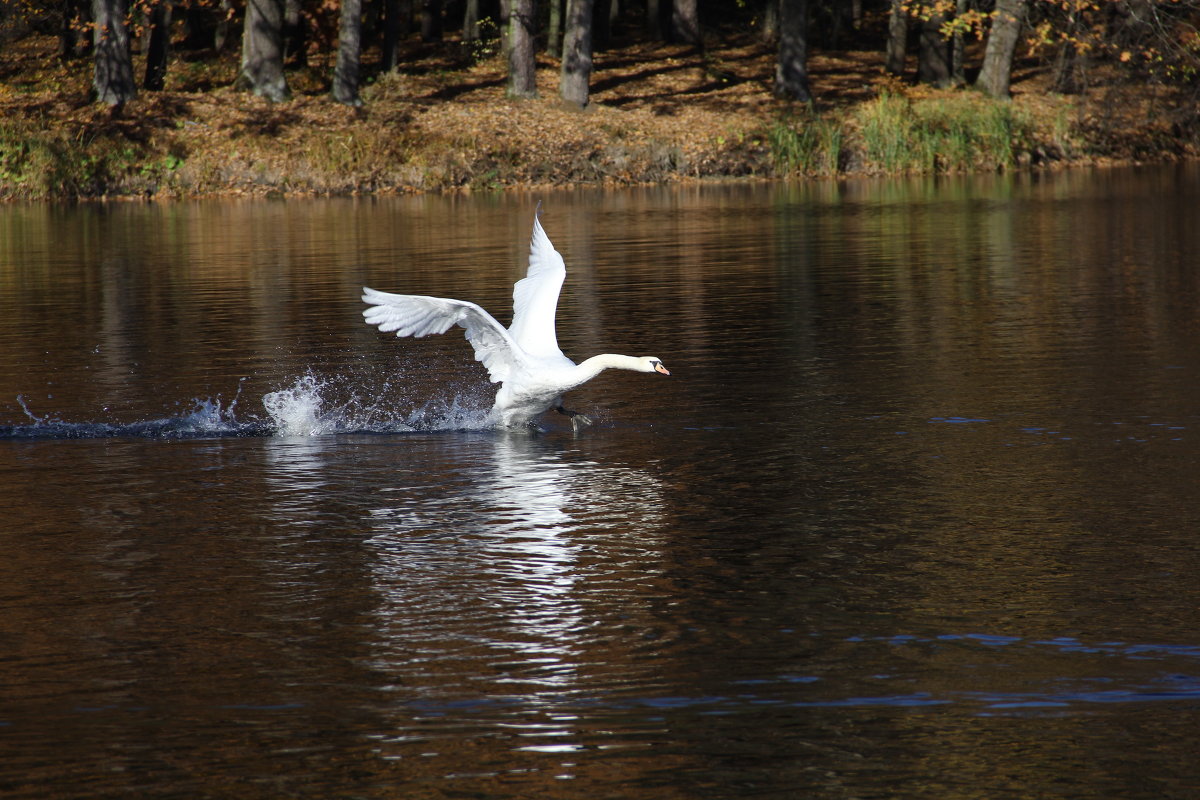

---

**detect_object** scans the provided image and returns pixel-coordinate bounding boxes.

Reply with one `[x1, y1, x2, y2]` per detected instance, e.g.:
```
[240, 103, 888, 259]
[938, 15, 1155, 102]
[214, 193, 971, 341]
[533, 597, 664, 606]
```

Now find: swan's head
[642, 357, 670, 376]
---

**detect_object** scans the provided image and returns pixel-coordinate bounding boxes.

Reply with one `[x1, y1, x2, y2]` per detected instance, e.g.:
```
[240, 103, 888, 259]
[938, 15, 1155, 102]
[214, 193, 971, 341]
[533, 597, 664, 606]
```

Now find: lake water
[3, 166, 1200, 798]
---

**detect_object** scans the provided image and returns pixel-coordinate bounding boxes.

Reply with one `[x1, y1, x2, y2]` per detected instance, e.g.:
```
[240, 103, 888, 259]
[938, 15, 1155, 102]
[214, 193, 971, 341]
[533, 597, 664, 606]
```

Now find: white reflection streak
[364, 434, 668, 687]
[360, 434, 668, 764]
[482, 434, 583, 676]
[261, 436, 333, 524]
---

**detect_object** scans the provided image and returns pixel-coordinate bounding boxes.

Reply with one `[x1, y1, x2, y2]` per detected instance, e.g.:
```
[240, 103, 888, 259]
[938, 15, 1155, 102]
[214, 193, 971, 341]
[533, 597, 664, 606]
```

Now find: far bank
[0, 33, 1194, 200]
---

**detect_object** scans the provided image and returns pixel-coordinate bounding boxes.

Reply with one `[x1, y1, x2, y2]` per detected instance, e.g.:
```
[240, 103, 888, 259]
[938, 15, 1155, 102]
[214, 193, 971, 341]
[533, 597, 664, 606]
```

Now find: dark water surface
[3, 167, 1200, 798]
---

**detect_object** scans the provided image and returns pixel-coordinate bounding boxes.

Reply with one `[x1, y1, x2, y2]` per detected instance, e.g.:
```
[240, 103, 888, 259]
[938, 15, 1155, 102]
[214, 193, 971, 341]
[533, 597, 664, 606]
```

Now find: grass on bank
[0, 89, 1076, 199]
[0, 28, 1093, 200]
[768, 90, 1062, 177]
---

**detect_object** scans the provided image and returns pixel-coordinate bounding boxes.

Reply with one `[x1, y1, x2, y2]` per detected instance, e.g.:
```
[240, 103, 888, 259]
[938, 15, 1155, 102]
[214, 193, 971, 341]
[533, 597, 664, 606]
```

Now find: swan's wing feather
[507, 213, 566, 358]
[362, 287, 516, 383]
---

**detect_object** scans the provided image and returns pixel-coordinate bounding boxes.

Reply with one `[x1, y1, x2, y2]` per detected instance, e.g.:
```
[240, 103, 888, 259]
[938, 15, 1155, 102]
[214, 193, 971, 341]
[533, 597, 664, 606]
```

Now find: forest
[0, 0, 1196, 196]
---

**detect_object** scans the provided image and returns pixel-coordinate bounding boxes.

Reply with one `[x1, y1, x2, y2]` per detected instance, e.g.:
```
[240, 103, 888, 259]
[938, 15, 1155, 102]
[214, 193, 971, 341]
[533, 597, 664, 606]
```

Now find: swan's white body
[362, 213, 669, 429]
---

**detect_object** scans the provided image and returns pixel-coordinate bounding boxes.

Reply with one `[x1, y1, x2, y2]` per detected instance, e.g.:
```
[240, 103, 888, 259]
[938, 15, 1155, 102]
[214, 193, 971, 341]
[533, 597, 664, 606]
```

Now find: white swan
[362, 211, 670, 429]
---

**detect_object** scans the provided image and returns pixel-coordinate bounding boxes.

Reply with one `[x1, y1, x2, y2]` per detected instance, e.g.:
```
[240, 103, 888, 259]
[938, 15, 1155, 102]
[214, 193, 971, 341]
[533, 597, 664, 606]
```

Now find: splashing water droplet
[262, 374, 330, 436]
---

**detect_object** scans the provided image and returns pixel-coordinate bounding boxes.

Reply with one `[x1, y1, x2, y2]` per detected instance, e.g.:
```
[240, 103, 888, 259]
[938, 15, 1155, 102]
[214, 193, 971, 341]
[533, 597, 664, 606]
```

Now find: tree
[284, 0, 308, 66]
[420, 0, 443, 41]
[237, 0, 291, 101]
[760, 0, 779, 44]
[671, 0, 700, 44]
[93, 0, 135, 105]
[183, 0, 233, 51]
[917, 4, 951, 85]
[951, 0, 969, 85]
[464, 0, 483, 42]
[382, 0, 404, 71]
[143, 0, 171, 91]
[333, 0, 364, 104]
[62, 0, 93, 60]
[546, 0, 565, 56]
[560, 0, 594, 107]
[645, 0, 665, 38]
[505, 0, 537, 97]
[594, 0, 612, 49]
[976, 0, 1026, 97]
[885, 0, 906, 74]
[774, 0, 811, 100]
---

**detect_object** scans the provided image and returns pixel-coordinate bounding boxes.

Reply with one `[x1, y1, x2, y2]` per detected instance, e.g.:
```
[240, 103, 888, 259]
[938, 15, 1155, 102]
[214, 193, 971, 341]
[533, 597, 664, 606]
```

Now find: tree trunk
[1051, 44, 1085, 94]
[143, 0, 171, 90]
[215, 0, 233, 51]
[93, 0, 135, 105]
[333, 0, 363, 104]
[951, 0, 967, 86]
[759, 0, 778, 44]
[237, 0, 291, 101]
[463, 0, 481, 41]
[382, 0, 403, 69]
[884, 0, 906, 75]
[560, 0, 594, 107]
[506, 0, 537, 97]
[420, 0, 443, 41]
[62, 0, 94, 59]
[284, 0, 307, 66]
[774, 0, 810, 101]
[547, 0, 563, 56]
[645, 0, 664, 39]
[670, 0, 699, 45]
[593, 0, 611, 50]
[976, 0, 1026, 97]
[917, 7, 951, 86]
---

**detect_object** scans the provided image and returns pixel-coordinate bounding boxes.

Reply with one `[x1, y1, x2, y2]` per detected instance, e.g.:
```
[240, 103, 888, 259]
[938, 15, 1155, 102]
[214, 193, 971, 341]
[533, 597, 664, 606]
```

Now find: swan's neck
[575, 353, 643, 382]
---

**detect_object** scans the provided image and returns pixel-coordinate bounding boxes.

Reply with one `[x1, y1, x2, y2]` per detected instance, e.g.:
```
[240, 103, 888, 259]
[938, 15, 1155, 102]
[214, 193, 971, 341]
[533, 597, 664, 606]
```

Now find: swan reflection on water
[362, 432, 669, 691]
[260, 427, 669, 701]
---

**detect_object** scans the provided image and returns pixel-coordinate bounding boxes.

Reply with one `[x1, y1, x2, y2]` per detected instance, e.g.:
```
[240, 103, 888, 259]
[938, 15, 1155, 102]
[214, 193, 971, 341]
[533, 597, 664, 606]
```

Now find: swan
[362, 210, 669, 430]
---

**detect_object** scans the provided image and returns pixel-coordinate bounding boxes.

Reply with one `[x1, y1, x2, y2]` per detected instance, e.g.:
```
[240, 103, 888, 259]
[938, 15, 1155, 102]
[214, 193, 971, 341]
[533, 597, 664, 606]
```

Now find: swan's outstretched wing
[507, 212, 566, 358]
[362, 287, 517, 383]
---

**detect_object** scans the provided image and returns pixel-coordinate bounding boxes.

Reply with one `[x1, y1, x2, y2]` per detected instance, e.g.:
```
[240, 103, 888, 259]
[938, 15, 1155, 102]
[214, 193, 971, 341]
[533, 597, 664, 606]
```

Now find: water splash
[2, 372, 497, 441]
[262, 374, 334, 436]
[1, 393, 268, 440]
[261, 372, 494, 435]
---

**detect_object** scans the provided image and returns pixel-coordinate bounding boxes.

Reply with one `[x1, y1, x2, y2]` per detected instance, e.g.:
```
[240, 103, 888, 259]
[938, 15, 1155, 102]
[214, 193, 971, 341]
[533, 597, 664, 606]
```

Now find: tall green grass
[853, 90, 1036, 174]
[769, 114, 842, 177]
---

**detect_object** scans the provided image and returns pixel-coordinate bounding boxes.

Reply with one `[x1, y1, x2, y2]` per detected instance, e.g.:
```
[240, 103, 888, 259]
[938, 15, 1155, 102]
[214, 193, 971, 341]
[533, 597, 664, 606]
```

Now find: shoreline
[1, 34, 1195, 201]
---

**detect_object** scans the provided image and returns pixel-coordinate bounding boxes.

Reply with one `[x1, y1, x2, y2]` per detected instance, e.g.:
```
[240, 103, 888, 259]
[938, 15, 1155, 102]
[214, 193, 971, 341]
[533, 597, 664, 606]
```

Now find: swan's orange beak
[655, 363, 671, 376]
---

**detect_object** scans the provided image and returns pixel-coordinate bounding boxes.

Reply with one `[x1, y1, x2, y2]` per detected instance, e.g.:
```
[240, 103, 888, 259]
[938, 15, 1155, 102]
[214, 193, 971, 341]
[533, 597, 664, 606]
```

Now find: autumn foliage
[0, 0, 1195, 197]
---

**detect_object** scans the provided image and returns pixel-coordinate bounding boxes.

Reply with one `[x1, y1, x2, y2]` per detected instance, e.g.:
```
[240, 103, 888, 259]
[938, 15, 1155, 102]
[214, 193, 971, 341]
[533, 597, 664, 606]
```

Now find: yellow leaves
[938, 9, 989, 38]
[899, 0, 958, 22]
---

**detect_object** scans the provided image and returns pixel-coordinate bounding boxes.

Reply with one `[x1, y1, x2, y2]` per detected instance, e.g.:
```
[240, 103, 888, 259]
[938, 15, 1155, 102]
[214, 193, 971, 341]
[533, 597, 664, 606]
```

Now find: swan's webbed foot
[556, 405, 592, 431]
